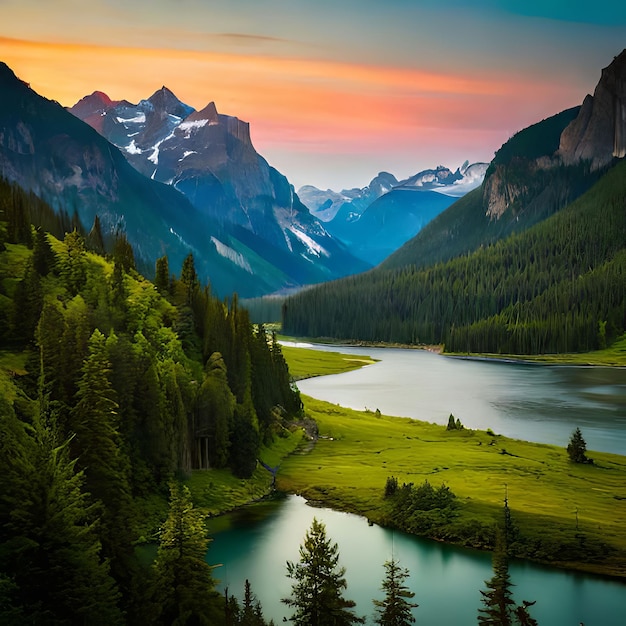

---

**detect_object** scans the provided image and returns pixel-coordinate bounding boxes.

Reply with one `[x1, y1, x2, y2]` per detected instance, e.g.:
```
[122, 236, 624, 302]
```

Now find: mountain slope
[282, 52, 626, 352]
[0, 62, 219, 281]
[299, 163, 486, 265]
[70, 88, 368, 294]
[380, 106, 605, 272]
[326, 188, 457, 264]
[282, 158, 626, 353]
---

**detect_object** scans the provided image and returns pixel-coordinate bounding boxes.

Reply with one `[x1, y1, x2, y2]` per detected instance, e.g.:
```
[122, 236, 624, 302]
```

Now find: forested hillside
[0, 176, 301, 623]
[282, 159, 626, 354]
[380, 107, 605, 272]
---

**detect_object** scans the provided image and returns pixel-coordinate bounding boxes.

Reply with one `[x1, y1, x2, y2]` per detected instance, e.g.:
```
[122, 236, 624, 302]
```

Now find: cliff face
[559, 50, 626, 167]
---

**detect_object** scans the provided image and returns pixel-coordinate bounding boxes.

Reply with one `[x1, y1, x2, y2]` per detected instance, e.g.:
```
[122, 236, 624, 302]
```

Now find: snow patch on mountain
[116, 112, 146, 124]
[179, 150, 197, 161]
[148, 131, 176, 165]
[179, 119, 208, 138]
[289, 227, 329, 258]
[125, 140, 143, 155]
[211, 236, 253, 273]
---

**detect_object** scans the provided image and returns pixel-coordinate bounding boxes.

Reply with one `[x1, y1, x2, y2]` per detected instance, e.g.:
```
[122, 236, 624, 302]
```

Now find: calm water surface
[208, 495, 625, 625]
[286, 342, 626, 455]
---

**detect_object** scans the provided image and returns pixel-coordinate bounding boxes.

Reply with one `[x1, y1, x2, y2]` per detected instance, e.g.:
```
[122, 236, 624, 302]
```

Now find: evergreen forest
[0, 176, 302, 623]
[282, 159, 626, 354]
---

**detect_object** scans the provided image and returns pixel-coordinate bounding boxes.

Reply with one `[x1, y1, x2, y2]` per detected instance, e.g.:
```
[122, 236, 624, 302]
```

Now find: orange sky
[1, 0, 625, 189]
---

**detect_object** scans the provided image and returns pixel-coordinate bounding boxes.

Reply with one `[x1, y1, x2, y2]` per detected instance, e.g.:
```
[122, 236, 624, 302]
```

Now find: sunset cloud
[1, 0, 625, 188]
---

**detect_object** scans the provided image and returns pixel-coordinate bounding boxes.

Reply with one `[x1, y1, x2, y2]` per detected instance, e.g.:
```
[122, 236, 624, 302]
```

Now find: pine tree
[32, 227, 56, 276]
[60, 229, 87, 294]
[373, 558, 418, 625]
[155, 255, 170, 294]
[0, 399, 123, 625]
[478, 529, 515, 625]
[240, 579, 268, 626]
[282, 517, 364, 625]
[87, 214, 106, 254]
[150, 482, 221, 625]
[567, 427, 591, 464]
[71, 328, 135, 586]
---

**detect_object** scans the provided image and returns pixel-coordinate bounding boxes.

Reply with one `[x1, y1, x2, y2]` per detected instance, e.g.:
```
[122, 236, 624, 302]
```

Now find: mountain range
[282, 49, 626, 354]
[0, 62, 371, 297]
[298, 163, 487, 263]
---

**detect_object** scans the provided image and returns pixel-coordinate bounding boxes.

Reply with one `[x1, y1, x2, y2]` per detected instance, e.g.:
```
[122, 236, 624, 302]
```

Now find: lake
[208, 343, 626, 624]
[287, 342, 626, 455]
[208, 494, 625, 625]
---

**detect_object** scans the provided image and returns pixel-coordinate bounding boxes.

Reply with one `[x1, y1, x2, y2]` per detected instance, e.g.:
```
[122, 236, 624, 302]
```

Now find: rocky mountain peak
[559, 48, 626, 167]
[185, 102, 219, 124]
[146, 86, 193, 119]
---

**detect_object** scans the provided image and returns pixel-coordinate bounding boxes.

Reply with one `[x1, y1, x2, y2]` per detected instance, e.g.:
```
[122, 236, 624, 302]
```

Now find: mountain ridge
[69, 84, 368, 294]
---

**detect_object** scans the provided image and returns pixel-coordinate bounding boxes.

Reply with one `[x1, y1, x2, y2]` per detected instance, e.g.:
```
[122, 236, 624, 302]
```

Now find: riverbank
[280, 332, 626, 367]
[277, 343, 626, 580]
[276, 395, 626, 579]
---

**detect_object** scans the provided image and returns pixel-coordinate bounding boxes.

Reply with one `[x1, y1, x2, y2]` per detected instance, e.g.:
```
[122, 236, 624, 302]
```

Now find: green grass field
[280, 346, 626, 579]
[280, 344, 378, 380]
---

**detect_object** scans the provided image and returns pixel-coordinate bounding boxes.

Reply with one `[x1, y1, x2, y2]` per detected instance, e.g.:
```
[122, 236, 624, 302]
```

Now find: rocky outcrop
[559, 49, 626, 167]
[482, 165, 527, 220]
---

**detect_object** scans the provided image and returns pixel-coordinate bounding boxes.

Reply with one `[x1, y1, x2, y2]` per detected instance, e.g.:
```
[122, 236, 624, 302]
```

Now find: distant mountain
[281, 50, 626, 354]
[70, 88, 368, 295]
[300, 163, 486, 223]
[382, 107, 591, 271]
[298, 162, 487, 264]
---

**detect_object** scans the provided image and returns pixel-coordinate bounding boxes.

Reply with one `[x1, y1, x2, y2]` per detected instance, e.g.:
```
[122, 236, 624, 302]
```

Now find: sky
[1, 1, 626, 190]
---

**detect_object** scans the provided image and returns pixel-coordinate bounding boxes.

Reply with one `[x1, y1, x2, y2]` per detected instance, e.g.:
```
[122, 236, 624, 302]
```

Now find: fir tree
[477, 529, 515, 625]
[0, 399, 123, 625]
[240, 579, 268, 626]
[282, 517, 364, 625]
[71, 328, 135, 588]
[155, 255, 170, 294]
[87, 214, 106, 254]
[32, 227, 56, 276]
[567, 427, 591, 464]
[150, 482, 221, 625]
[373, 558, 418, 625]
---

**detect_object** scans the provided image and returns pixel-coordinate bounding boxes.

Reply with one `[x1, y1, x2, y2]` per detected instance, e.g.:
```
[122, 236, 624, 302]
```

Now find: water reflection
[288, 343, 626, 454]
[208, 495, 625, 626]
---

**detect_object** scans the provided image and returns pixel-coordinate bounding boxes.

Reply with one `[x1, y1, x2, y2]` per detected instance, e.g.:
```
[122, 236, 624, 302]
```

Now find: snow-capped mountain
[70, 88, 369, 295]
[298, 162, 488, 264]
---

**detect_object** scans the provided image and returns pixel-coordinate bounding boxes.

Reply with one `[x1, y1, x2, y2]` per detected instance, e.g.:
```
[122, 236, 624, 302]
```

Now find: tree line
[282, 160, 626, 355]
[0, 177, 302, 623]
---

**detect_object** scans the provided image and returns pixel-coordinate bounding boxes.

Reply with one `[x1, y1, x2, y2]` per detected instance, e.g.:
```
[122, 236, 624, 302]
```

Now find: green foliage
[232, 579, 269, 626]
[0, 399, 123, 624]
[1, 183, 304, 622]
[387, 480, 458, 534]
[282, 517, 365, 625]
[283, 159, 626, 356]
[373, 558, 418, 626]
[478, 506, 538, 626]
[490, 107, 579, 167]
[155, 254, 170, 294]
[478, 530, 516, 625]
[567, 427, 591, 464]
[446, 413, 464, 431]
[149, 482, 221, 625]
[384, 475, 399, 498]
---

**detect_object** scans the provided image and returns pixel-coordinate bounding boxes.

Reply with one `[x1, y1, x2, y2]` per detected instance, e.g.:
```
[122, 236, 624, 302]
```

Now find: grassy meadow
[280, 345, 626, 579]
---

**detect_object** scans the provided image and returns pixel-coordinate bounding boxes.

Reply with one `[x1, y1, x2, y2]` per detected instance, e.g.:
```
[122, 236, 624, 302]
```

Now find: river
[208, 343, 626, 623]
[208, 494, 625, 625]
[287, 342, 626, 455]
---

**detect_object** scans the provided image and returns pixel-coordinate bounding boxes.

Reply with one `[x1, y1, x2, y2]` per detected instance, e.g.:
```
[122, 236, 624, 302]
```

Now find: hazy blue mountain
[299, 163, 487, 264]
